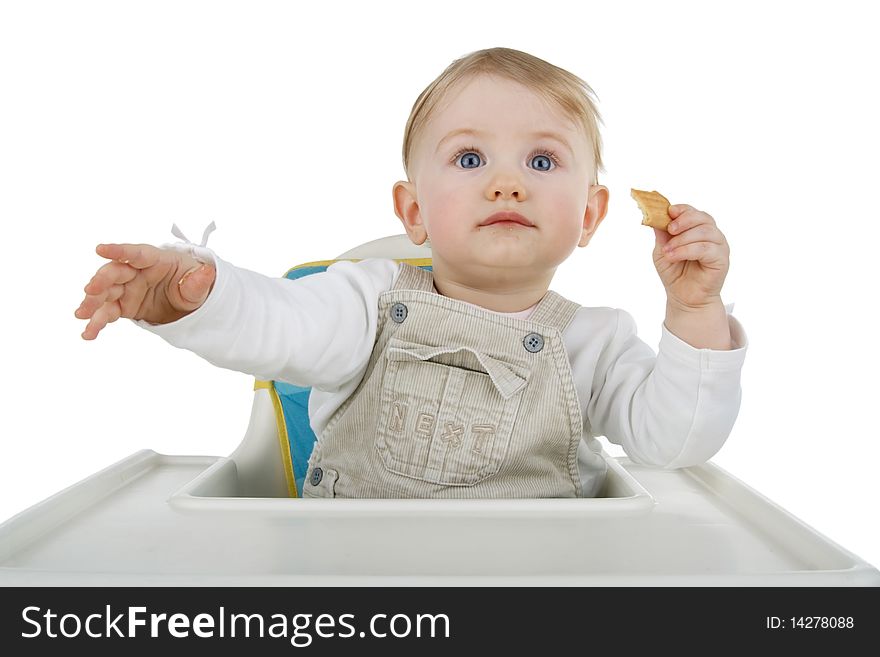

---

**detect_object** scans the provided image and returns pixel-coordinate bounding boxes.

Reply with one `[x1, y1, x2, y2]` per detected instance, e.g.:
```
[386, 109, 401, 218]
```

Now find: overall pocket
[375, 338, 530, 486]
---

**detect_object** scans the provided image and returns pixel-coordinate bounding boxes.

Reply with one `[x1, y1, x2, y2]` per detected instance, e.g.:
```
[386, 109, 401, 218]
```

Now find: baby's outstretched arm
[75, 243, 216, 340]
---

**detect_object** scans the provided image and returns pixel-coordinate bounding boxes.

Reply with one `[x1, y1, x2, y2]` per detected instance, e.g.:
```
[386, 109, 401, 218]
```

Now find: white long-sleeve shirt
[136, 250, 748, 495]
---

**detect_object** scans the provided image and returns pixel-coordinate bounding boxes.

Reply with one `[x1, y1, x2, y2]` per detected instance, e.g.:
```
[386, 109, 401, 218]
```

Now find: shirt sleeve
[133, 251, 400, 391]
[585, 307, 748, 468]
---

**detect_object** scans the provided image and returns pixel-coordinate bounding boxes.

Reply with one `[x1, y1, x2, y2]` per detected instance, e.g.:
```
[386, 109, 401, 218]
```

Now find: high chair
[0, 236, 877, 585]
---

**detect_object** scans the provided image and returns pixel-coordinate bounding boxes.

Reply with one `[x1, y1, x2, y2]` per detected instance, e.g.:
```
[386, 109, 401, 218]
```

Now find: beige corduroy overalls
[303, 263, 585, 498]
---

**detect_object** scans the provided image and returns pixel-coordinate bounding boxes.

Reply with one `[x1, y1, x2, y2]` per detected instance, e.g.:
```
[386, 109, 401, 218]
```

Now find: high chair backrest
[240, 235, 431, 497]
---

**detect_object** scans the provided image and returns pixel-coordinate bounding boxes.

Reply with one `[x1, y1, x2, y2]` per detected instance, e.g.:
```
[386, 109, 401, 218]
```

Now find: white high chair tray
[1, 448, 877, 585]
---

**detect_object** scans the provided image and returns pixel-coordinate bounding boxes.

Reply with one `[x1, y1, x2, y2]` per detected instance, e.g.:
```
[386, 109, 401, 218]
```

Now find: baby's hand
[75, 243, 216, 340]
[652, 204, 730, 310]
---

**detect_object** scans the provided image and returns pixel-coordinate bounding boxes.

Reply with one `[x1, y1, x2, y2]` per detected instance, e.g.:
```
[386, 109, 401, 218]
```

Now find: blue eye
[531, 154, 553, 171]
[450, 145, 560, 171]
[456, 151, 482, 169]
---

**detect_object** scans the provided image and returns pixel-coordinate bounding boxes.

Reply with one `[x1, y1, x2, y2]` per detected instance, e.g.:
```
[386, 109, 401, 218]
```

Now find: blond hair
[402, 47, 605, 183]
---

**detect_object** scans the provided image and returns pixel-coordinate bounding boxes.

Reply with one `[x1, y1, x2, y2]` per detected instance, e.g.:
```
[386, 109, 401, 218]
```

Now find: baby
[75, 47, 747, 498]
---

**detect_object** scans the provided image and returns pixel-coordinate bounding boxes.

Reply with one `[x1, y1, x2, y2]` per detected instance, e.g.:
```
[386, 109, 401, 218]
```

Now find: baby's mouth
[478, 211, 536, 228]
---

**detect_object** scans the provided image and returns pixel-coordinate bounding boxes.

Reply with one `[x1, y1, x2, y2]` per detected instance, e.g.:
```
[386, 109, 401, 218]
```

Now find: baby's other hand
[75, 243, 216, 340]
[652, 204, 730, 310]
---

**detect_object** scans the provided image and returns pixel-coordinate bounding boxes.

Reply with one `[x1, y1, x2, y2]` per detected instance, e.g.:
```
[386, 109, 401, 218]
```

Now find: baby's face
[395, 74, 607, 286]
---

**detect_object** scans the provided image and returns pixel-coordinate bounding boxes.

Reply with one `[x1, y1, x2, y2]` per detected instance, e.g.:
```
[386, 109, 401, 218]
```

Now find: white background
[1, 0, 878, 574]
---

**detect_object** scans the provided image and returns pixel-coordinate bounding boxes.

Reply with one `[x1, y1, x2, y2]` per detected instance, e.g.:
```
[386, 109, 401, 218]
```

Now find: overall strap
[528, 291, 581, 333]
[392, 262, 435, 292]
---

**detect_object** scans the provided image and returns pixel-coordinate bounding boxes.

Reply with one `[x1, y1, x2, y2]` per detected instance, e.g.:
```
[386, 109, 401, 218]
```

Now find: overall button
[310, 467, 323, 486]
[390, 302, 408, 323]
[523, 332, 544, 353]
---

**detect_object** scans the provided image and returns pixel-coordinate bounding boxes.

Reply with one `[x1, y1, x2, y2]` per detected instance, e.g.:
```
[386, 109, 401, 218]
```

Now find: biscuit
[631, 188, 671, 230]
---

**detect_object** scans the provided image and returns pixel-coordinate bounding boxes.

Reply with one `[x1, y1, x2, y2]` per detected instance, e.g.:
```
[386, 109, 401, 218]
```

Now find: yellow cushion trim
[283, 257, 433, 278]
[254, 379, 297, 498]
[395, 257, 433, 267]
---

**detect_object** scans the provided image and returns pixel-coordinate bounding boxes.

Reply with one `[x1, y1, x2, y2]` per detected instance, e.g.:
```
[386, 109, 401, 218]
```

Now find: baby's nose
[486, 176, 525, 201]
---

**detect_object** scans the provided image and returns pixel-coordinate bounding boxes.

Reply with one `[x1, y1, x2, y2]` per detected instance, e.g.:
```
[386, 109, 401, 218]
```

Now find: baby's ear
[393, 181, 428, 245]
[578, 184, 609, 247]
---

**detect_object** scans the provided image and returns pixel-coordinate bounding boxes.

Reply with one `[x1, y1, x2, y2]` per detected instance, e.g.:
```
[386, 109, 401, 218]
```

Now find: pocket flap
[387, 341, 529, 399]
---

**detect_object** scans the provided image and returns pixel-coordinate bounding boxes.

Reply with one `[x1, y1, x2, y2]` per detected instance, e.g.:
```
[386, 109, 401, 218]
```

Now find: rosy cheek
[556, 202, 587, 243]
[423, 187, 463, 231]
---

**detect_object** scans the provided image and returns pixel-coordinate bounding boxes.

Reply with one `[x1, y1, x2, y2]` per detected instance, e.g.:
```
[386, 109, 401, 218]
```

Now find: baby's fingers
[662, 225, 720, 253]
[76, 283, 124, 320]
[664, 240, 729, 267]
[80, 299, 123, 340]
[83, 260, 138, 297]
[95, 243, 162, 269]
[667, 207, 716, 235]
